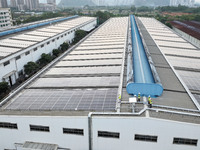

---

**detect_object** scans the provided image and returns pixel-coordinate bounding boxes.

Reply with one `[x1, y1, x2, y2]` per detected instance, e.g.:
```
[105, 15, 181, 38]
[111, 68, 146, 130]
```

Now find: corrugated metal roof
[170, 21, 200, 40]
[23, 141, 58, 150]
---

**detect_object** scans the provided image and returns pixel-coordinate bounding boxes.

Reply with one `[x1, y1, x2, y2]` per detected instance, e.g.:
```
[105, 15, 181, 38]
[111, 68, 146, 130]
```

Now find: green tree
[94, 11, 114, 25]
[0, 82, 9, 95]
[39, 53, 52, 65]
[52, 49, 60, 57]
[24, 62, 39, 75]
[165, 22, 172, 28]
[73, 30, 87, 44]
[137, 6, 153, 12]
[60, 42, 69, 51]
[131, 5, 136, 13]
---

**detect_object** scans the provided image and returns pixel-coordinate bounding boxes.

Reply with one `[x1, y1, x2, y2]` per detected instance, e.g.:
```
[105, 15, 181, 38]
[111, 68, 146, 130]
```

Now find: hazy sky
[39, 0, 200, 4]
[39, 0, 61, 4]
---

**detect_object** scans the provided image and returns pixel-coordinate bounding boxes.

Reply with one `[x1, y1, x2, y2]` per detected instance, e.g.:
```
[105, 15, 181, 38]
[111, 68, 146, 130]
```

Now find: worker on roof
[137, 93, 141, 102]
[148, 96, 152, 108]
[118, 94, 121, 100]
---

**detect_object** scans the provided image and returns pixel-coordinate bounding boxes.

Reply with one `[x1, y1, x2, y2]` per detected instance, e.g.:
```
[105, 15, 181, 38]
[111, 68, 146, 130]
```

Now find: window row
[0, 24, 9, 27]
[0, 122, 198, 146]
[0, 122, 84, 135]
[3, 27, 79, 66]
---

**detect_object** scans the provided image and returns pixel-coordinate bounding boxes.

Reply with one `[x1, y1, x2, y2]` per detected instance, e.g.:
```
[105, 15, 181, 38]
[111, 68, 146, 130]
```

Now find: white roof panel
[45, 66, 121, 76]
[156, 40, 196, 49]
[63, 53, 123, 60]
[56, 59, 122, 67]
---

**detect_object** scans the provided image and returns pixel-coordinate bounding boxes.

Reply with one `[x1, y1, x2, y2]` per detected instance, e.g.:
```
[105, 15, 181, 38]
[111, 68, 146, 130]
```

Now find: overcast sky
[39, 0, 200, 4]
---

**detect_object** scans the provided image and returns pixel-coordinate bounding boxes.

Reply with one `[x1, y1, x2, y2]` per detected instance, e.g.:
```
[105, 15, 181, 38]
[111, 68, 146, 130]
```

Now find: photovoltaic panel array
[5, 89, 118, 111]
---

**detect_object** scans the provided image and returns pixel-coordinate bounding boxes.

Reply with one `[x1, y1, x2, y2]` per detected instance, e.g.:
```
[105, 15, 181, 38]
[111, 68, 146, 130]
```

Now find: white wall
[92, 117, 200, 150]
[0, 116, 89, 150]
[0, 115, 200, 150]
[0, 19, 97, 84]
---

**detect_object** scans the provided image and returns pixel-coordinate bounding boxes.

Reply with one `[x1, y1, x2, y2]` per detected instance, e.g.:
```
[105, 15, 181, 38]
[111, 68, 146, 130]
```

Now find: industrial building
[0, 16, 200, 150]
[0, 16, 97, 86]
[170, 20, 200, 48]
[0, 8, 12, 29]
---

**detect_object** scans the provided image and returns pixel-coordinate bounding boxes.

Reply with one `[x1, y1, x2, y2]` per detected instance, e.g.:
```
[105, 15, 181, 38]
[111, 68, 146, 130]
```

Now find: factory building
[0, 16, 97, 86]
[0, 16, 200, 150]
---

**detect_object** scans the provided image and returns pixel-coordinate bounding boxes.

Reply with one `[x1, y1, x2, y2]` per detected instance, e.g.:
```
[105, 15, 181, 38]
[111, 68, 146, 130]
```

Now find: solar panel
[63, 54, 123, 60]
[166, 56, 200, 69]
[75, 45, 124, 50]
[31, 76, 120, 88]
[177, 70, 200, 91]
[151, 35, 186, 42]
[45, 66, 121, 76]
[160, 48, 200, 58]
[156, 41, 196, 49]
[70, 49, 123, 54]
[5, 89, 118, 111]
[56, 59, 122, 67]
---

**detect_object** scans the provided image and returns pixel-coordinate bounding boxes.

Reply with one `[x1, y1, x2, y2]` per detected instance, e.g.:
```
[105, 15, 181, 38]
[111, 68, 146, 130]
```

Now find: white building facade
[0, 8, 12, 29]
[0, 114, 200, 150]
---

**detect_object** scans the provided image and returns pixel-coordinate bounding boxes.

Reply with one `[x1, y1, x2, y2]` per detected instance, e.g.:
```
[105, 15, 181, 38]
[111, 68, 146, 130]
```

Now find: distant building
[0, 8, 12, 29]
[134, 0, 170, 7]
[0, 0, 8, 8]
[10, 0, 17, 8]
[25, 0, 39, 11]
[39, 3, 56, 11]
[46, 0, 56, 10]
[170, 0, 195, 7]
[47, 0, 56, 4]
[17, 0, 26, 10]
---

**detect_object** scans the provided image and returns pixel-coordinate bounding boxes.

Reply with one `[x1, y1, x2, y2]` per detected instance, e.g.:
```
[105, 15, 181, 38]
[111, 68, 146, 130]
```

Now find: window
[25, 51, 30, 55]
[63, 128, 84, 135]
[30, 125, 49, 132]
[34, 48, 37, 51]
[47, 41, 50, 45]
[61, 35, 63, 37]
[16, 55, 21, 60]
[52, 39, 55, 42]
[57, 37, 59, 40]
[135, 134, 157, 142]
[3, 61, 10, 66]
[0, 122, 18, 129]
[173, 137, 198, 146]
[41, 44, 44, 48]
[98, 131, 120, 139]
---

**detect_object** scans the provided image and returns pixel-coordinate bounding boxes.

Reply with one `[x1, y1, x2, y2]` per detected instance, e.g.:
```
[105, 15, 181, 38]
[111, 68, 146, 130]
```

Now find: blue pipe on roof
[0, 15, 79, 37]
[126, 15, 163, 97]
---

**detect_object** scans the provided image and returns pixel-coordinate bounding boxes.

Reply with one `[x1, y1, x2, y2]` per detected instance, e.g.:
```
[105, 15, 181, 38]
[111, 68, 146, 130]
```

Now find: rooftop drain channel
[126, 15, 163, 97]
